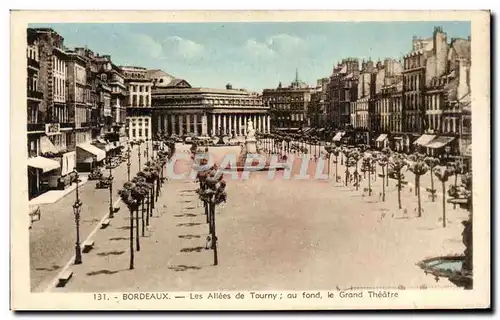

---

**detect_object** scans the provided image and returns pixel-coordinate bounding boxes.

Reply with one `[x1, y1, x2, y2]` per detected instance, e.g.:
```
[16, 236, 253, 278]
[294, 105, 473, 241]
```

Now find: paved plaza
[35, 143, 468, 292]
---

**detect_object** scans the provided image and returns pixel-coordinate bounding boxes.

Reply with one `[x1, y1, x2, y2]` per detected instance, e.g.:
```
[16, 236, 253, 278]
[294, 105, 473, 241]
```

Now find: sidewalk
[29, 175, 90, 206]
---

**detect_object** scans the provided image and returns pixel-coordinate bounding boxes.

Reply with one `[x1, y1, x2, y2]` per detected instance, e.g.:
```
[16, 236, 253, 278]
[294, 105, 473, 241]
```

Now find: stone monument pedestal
[223, 119, 284, 172]
[245, 137, 258, 154]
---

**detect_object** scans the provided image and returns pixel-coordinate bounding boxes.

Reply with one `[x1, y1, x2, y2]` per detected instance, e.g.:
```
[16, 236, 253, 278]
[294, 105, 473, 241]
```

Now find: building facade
[122, 66, 153, 142]
[263, 71, 313, 132]
[66, 50, 92, 149]
[327, 58, 359, 130]
[308, 78, 329, 128]
[32, 28, 76, 192]
[152, 73, 269, 137]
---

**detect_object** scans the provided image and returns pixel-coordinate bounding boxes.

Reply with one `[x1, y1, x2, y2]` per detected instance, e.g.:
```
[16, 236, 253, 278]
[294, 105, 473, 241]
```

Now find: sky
[30, 21, 471, 92]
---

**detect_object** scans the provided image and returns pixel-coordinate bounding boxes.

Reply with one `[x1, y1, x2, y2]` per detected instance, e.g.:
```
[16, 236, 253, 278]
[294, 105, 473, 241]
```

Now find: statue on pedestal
[246, 119, 256, 139]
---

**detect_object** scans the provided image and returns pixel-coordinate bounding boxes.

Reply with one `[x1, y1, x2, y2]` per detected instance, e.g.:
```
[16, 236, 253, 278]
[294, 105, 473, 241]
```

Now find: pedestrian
[314, 154, 318, 162]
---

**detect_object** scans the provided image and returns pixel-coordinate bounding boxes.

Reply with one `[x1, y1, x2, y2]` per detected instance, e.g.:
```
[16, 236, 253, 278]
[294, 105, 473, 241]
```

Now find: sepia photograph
[10, 10, 490, 310]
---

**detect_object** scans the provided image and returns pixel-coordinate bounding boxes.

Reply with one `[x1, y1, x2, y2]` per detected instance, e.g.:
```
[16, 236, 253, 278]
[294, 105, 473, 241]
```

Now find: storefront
[27, 156, 61, 199]
[413, 134, 437, 154]
[425, 136, 456, 160]
[391, 136, 403, 152]
[76, 143, 106, 172]
[375, 134, 388, 149]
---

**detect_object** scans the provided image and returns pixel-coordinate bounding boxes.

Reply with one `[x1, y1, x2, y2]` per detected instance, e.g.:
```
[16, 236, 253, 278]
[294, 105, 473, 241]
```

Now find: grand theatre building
[148, 70, 270, 137]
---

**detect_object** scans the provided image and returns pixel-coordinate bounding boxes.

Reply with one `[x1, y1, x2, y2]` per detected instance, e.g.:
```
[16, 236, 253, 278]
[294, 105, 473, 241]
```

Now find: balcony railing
[27, 123, 44, 132]
[27, 58, 40, 69]
[27, 90, 43, 100]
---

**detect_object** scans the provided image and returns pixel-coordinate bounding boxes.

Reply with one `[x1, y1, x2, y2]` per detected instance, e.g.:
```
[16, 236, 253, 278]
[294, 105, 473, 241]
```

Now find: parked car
[96, 177, 112, 189]
[88, 169, 103, 180]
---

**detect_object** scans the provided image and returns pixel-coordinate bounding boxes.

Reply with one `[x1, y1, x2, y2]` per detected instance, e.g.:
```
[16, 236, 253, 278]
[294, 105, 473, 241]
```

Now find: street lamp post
[108, 158, 114, 218]
[127, 144, 131, 182]
[72, 168, 82, 265]
[138, 141, 142, 171]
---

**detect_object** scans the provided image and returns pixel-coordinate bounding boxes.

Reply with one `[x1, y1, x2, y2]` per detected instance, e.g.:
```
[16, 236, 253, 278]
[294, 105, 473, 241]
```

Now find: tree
[333, 147, 341, 182]
[389, 153, 407, 210]
[349, 149, 361, 191]
[377, 153, 388, 202]
[118, 182, 138, 270]
[343, 149, 353, 186]
[408, 152, 426, 196]
[362, 154, 373, 196]
[434, 166, 454, 228]
[407, 160, 429, 217]
[424, 156, 440, 202]
[451, 160, 466, 209]
[382, 147, 392, 187]
[198, 170, 228, 266]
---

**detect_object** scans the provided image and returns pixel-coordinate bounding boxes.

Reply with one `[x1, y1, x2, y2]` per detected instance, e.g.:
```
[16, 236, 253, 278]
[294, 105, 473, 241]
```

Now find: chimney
[433, 26, 448, 77]
[457, 59, 470, 99]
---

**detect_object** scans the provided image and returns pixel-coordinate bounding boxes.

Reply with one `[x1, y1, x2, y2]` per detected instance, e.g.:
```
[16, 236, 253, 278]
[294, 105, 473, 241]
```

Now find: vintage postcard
[10, 10, 490, 310]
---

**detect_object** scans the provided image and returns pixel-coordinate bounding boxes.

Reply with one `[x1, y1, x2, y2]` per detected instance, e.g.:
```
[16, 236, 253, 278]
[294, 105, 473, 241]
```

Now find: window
[145, 129, 149, 138]
[138, 129, 142, 137]
[132, 129, 136, 137]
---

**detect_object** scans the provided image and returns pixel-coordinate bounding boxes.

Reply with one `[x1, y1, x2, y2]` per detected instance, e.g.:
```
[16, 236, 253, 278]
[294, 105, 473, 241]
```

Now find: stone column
[163, 115, 167, 135]
[186, 114, 191, 134]
[233, 115, 237, 137]
[243, 115, 247, 136]
[202, 114, 208, 136]
[170, 114, 175, 135]
[228, 115, 232, 136]
[179, 114, 184, 136]
[211, 114, 215, 136]
[241, 115, 245, 135]
[267, 115, 270, 133]
[193, 114, 198, 136]
[259, 115, 263, 132]
[217, 114, 222, 135]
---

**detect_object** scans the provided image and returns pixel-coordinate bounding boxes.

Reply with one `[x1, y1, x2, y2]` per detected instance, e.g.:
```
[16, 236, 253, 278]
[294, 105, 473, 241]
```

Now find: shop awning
[39, 136, 57, 154]
[375, 134, 388, 142]
[413, 134, 437, 146]
[28, 156, 60, 173]
[96, 138, 107, 144]
[426, 136, 455, 149]
[317, 128, 325, 132]
[332, 132, 344, 142]
[302, 127, 312, 134]
[77, 143, 105, 161]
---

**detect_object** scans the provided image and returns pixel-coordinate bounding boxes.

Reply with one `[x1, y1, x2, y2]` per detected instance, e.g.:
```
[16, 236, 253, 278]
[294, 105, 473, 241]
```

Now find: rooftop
[152, 87, 255, 96]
